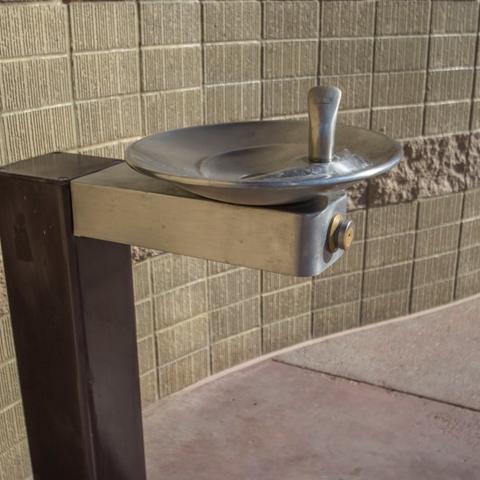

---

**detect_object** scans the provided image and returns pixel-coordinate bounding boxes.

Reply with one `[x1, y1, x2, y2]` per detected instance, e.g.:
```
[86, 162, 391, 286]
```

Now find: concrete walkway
[144, 295, 480, 480]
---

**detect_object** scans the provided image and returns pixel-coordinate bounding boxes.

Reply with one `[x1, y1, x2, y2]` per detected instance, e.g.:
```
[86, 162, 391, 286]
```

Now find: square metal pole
[0, 153, 146, 480]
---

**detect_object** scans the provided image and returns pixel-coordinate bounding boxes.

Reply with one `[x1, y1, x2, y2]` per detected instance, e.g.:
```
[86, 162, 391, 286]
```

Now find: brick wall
[1, 1, 480, 478]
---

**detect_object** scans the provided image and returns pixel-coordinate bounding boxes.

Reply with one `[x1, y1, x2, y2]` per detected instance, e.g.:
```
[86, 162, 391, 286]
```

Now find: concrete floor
[144, 295, 480, 479]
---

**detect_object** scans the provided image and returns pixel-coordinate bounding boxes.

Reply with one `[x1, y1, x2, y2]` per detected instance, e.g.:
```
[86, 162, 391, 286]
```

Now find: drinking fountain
[72, 86, 401, 276]
[0, 86, 402, 480]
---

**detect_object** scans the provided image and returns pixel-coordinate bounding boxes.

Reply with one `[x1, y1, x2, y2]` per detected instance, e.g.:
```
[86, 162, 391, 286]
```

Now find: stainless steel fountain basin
[126, 120, 402, 206]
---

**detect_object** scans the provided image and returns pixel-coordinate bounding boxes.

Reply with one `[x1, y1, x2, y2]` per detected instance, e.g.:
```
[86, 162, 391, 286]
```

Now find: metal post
[0, 153, 146, 480]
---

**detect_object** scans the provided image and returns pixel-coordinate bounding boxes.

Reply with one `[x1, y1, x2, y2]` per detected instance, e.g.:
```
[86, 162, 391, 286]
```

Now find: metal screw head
[328, 214, 355, 253]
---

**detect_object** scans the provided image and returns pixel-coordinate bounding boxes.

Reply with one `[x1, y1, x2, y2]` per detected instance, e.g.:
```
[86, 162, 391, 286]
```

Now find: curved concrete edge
[277, 292, 480, 411]
[145, 293, 480, 416]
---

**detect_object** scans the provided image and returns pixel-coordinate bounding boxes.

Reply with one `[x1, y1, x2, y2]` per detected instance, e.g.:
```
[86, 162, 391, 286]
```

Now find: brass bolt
[328, 214, 354, 253]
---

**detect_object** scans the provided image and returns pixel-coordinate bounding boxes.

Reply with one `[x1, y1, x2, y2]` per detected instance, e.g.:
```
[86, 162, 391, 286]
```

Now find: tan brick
[151, 254, 206, 294]
[135, 299, 154, 340]
[426, 69, 474, 103]
[263, 77, 315, 118]
[204, 42, 260, 84]
[348, 210, 367, 240]
[263, 1, 319, 39]
[430, 35, 477, 69]
[70, 2, 137, 52]
[415, 224, 461, 258]
[376, 1, 430, 35]
[320, 38, 374, 75]
[365, 233, 415, 269]
[143, 88, 202, 135]
[0, 316, 15, 365]
[375, 37, 428, 73]
[461, 218, 480, 248]
[140, 1, 200, 46]
[2, 105, 77, 163]
[211, 329, 261, 373]
[262, 283, 311, 324]
[154, 280, 207, 329]
[417, 193, 464, 229]
[159, 348, 209, 397]
[208, 268, 260, 310]
[140, 370, 158, 408]
[322, 241, 364, 277]
[337, 109, 370, 129]
[137, 336, 156, 374]
[367, 202, 417, 239]
[77, 139, 134, 161]
[372, 71, 426, 107]
[321, 0, 375, 38]
[142, 46, 202, 91]
[205, 82, 261, 123]
[203, 1, 261, 42]
[361, 290, 410, 324]
[263, 40, 317, 79]
[424, 101, 471, 135]
[411, 279, 455, 313]
[363, 262, 412, 298]
[0, 4, 67, 58]
[413, 251, 458, 287]
[463, 189, 480, 219]
[207, 260, 237, 276]
[456, 269, 480, 299]
[133, 260, 151, 302]
[263, 314, 310, 353]
[475, 70, 480, 99]
[0, 439, 31, 480]
[0, 121, 6, 167]
[372, 105, 424, 139]
[262, 272, 309, 293]
[0, 56, 71, 112]
[0, 361, 21, 411]
[313, 272, 362, 308]
[458, 245, 480, 275]
[431, 1, 479, 34]
[320, 74, 371, 110]
[312, 300, 360, 337]
[0, 402, 26, 455]
[157, 315, 208, 365]
[471, 100, 480, 131]
[76, 95, 142, 146]
[73, 50, 139, 100]
[209, 297, 260, 343]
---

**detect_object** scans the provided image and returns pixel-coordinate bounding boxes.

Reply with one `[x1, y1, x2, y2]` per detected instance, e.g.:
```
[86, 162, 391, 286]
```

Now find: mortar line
[360, 0, 379, 327]
[453, 192, 467, 301]
[260, 0, 265, 120]
[273, 358, 480, 415]
[135, 1, 146, 138]
[65, 4, 80, 152]
[421, 0, 433, 137]
[200, 0, 207, 126]
[316, 0, 321, 86]
[407, 201, 421, 316]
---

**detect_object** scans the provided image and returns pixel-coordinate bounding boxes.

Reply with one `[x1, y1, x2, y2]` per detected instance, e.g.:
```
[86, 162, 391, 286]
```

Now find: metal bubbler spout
[308, 86, 342, 163]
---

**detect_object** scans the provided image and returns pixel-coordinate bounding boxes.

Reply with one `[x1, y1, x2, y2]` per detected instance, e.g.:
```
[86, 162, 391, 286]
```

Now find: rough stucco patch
[466, 132, 480, 189]
[368, 134, 468, 206]
[347, 180, 367, 210]
[131, 246, 162, 263]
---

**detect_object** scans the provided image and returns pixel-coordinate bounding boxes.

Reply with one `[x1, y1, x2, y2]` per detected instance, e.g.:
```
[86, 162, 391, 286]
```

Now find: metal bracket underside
[71, 163, 347, 276]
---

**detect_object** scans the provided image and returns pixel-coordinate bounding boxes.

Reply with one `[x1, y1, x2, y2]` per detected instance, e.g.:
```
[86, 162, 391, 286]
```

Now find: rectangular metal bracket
[72, 163, 347, 276]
